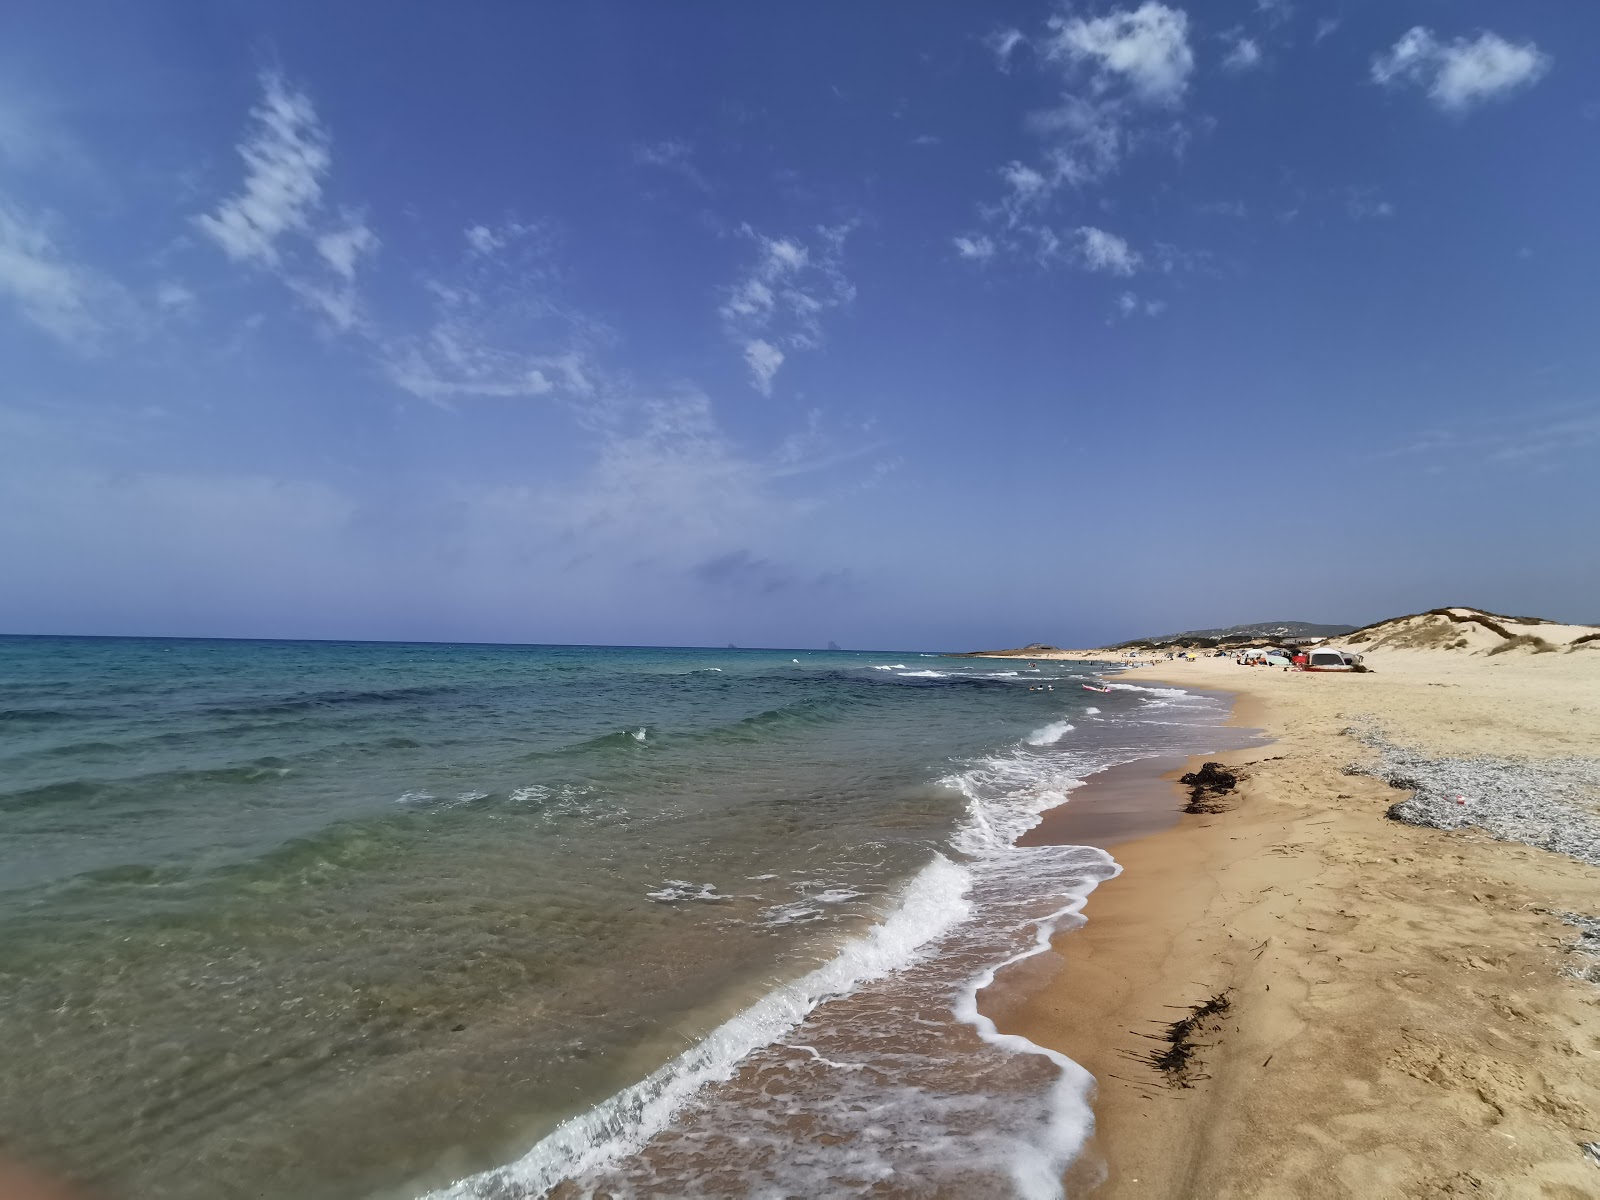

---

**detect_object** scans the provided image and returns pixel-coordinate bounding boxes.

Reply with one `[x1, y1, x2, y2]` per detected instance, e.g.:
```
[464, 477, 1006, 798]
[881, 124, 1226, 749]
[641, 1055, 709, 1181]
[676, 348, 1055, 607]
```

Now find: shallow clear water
[0, 637, 1239, 1198]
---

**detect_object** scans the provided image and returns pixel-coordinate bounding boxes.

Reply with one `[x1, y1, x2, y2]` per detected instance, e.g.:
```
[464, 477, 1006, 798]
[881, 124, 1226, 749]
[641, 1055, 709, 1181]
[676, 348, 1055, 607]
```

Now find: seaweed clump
[1179, 761, 1239, 814]
[1139, 992, 1231, 1086]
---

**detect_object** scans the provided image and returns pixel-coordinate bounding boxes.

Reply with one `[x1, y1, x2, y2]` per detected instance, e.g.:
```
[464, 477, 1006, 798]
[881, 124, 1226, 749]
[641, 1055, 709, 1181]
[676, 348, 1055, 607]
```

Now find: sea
[0, 636, 1243, 1199]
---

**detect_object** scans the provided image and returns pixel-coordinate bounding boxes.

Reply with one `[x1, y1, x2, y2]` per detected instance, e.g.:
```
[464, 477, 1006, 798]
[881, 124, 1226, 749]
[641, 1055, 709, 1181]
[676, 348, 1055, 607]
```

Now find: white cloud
[719, 223, 854, 392]
[1045, 3, 1194, 106]
[1314, 18, 1341, 45]
[1076, 226, 1141, 275]
[1223, 36, 1263, 72]
[0, 197, 126, 351]
[961, 5, 1192, 264]
[1372, 28, 1551, 112]
[952, 234, 996, 262]
[197, 72, 379, 333]
[744, 339, 785, 396]
[195, 72, 331, 266]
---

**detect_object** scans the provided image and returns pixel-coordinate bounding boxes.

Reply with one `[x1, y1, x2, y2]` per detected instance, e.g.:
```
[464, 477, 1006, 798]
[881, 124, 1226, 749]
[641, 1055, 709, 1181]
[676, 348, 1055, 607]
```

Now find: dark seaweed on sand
[1134, 992, 1232, 1087]
[1180, 762, 1238, 814]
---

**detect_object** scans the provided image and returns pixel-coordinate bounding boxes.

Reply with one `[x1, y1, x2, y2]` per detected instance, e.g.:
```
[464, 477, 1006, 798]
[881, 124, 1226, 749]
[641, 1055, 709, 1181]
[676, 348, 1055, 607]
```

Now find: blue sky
[1, 1, 1595, 649]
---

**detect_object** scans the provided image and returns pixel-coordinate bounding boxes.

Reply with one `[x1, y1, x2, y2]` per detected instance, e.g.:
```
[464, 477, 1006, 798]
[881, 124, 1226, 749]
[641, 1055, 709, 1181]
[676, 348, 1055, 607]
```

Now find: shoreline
[984, 651, 1600, 1195]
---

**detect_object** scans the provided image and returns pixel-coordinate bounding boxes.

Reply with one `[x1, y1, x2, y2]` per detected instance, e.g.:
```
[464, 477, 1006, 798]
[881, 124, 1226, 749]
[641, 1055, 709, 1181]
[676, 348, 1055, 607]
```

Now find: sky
[1, 1, 1596, 650]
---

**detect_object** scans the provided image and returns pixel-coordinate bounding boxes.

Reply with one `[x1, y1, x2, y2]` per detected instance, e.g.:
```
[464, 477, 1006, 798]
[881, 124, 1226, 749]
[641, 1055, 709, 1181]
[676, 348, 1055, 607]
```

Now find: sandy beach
[984, 643, 1600, 1196]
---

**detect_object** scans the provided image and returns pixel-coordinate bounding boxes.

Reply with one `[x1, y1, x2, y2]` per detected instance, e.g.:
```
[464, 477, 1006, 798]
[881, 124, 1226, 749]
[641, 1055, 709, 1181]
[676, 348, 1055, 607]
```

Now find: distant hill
[1113, 620, 1355, 648]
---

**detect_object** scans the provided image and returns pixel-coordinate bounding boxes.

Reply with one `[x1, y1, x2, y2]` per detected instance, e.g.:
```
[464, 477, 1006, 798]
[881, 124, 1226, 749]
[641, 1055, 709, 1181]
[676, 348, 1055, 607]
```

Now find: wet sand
[984, 651, 1600, 1197]
[1016, 757, 1194, 850]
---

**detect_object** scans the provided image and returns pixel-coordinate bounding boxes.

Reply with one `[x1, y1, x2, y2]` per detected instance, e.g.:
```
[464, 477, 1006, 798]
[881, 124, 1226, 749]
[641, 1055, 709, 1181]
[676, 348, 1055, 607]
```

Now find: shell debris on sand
[1343, 719, 1600, 867]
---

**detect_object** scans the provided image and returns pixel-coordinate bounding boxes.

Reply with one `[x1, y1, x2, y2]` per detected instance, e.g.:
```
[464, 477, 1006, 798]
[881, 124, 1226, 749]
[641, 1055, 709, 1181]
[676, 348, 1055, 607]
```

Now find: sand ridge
[985, 648, 1600, 1197]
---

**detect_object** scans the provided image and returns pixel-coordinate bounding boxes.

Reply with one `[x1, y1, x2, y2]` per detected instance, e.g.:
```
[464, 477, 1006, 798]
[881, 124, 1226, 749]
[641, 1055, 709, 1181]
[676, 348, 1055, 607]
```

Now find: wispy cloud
[380, 221, 597, 405]
[1116, 290, 1166, 318]
[195, 73, 330, 266]
[196, 71, 377, 331]
[633, 138, 711, 192]
[960, 3, 1194, 272]
[985, 27, 1027, 71]
[743, 339, 785, 395]
[0, 196, 130, 351]
[1372, 28, 1551, 112]
[1375, 403, 1600, 469]
[1344, 187, 1395, 220]
[719, 223, 855, 394]
[1222, 35, 1263, 73]
[1255, 0, 1292, 27]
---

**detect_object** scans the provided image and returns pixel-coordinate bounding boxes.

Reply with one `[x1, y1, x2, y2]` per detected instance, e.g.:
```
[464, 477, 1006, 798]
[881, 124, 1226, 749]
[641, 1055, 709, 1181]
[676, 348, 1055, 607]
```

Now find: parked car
[1304, 648, 1364, 672]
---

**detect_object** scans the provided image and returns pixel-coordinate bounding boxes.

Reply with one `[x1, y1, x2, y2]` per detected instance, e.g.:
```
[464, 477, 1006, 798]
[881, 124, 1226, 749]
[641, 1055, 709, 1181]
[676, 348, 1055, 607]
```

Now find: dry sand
[983, 648, 1600, 1197]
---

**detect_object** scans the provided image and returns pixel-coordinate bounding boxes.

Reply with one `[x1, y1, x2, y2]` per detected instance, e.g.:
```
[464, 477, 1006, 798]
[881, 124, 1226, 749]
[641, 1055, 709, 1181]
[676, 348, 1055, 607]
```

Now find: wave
[869, 664, 908, 671]
[0, 707, 87, 723]
[0, 758, 293, 812]
[1025, 720, 1075, 747]
[1104, 682, 1188, 697]
[896, 669, 947, 679]
[430, 722, 1131, 1196]
[425, 856, 973, 1199]
[202, 683, 468, 719]
[1085, 706, 1100, 715]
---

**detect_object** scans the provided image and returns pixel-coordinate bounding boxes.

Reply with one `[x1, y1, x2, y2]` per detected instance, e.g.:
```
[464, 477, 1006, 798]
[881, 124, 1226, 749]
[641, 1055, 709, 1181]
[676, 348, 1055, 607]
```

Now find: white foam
[1085, 706, 1100, 715]
[1105, 682, 1187, 697]
[645, 881, 727, 904]
[984, 670, 1021, 678]
[630, 727, 647, 742]
[896, 669, 947, 678]
[813, 887, 863, 905]
[952, 859, 1119, 1199]
[429, 857, 973, 1199]
[1025, 720, 1075, 747]
[870, 664, 908, 671]
[508, 785, 552, 804]
[394, 790, 434, 805]
[757, 900, 825, 927]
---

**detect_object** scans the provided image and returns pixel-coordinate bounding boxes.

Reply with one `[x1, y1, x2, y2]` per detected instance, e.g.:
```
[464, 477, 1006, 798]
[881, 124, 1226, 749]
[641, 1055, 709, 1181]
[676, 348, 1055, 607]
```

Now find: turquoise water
[0, 636, 1237, 1198]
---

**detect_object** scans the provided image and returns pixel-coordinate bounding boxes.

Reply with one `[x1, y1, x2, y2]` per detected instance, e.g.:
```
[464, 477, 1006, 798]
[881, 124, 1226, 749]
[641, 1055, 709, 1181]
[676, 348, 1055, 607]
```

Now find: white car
[1304, 648, 1363, 671]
